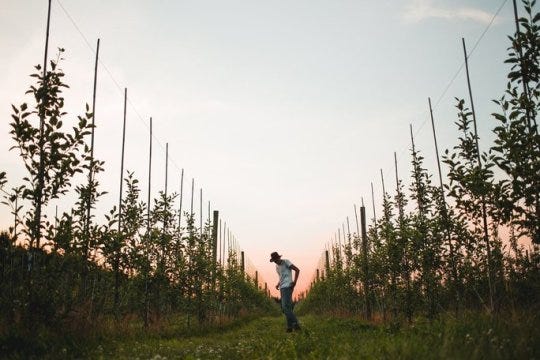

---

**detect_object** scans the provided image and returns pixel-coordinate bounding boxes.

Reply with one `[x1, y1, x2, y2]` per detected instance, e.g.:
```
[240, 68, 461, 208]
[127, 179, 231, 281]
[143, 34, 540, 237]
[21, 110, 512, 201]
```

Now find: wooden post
[325, 250, 330, 273]
[241, 251, 245, 274]
[316, 268, 320, 282]
[360, 204, 371, 320]
[212, 211, 219, 264]
[463, 37, 494, 312]
[163, 143, 168, 235]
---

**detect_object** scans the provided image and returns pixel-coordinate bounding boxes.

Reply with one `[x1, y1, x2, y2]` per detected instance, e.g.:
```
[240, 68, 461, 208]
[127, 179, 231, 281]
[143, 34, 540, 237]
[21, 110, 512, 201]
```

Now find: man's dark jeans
[280, 286, 299, 329]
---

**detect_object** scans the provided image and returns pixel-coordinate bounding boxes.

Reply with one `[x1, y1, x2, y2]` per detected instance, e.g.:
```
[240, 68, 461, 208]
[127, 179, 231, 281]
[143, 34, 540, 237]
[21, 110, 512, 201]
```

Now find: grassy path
[86, 313, 538, 359]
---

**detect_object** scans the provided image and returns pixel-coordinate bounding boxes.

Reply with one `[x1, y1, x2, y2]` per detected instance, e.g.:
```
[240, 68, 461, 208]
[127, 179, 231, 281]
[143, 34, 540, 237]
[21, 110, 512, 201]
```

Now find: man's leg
[280, 287, 299, 330]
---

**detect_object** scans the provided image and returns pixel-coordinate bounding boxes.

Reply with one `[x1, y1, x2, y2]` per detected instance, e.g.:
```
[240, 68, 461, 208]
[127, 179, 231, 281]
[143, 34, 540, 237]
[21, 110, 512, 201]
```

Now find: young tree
[491, 0, 540, 245]
[9, 50, 92, 252]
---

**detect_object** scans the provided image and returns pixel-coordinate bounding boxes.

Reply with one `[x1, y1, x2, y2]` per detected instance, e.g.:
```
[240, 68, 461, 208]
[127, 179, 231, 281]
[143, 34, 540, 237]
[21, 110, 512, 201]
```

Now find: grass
[89, 311, 539, 359]
[2, 312, 538, 359]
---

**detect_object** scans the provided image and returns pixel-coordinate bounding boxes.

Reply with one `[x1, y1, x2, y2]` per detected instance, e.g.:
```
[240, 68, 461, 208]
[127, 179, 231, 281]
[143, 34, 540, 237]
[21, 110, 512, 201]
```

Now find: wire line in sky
[383, 0, 509, 181]
[55, 0, 197, 188]
[54, 0, 252, 270]
[54, 0, 509, 257]
[414, 0, 509, 137]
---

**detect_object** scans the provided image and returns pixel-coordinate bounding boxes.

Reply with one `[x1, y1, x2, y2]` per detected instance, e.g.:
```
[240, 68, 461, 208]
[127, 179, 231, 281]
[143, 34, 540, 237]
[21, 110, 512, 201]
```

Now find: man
[270, 251, 301, 332]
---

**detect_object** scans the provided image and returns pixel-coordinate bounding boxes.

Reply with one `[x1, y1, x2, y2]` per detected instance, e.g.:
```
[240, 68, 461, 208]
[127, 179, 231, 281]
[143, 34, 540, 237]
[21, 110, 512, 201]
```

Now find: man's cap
[269, 252, 282, 262]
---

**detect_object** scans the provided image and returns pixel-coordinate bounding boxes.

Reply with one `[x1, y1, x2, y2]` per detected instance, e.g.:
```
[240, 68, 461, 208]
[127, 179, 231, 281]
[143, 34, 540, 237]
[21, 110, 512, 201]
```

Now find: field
[3, 312, 537, 359]
[1, 1, 540, 359]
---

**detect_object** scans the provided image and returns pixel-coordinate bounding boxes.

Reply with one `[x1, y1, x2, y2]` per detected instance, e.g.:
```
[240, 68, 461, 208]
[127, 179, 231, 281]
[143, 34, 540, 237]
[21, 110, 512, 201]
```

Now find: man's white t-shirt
[276, 259, 294, 289]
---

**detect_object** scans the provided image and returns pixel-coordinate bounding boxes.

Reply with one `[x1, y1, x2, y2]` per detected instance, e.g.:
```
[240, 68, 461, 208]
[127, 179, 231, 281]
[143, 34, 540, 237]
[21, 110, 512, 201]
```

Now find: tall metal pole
[164, 144, 168, 197]
[428, 99, 447, 205]
[381, 167, 396, 319]
[354, 204, 360, 237]
[147, 117, 152, 233]
[163, 143, 168, 235]
[34, 0, 53, 250]
[178, 168, 184, 230]
[144, 116, 152, 329]
[115, 87, 128, 318]
[219, 219, 222, 265]
[346, 217, 351, 245]
[394, 152, 399, 201]
[380, 170, 386, 199]
[371, 182, 377, 225]
[223, 222, 227, 265]
[14, 195, 18, 239]
[85, 38, 100, 257]
[224, 222, 228, 263]
[342, 223, 348, 259]
[118, 88, 127, 234]
[395, 150, 411, 322]
[190, 179, 194, 216]
[199, 188, 203, 238]
[337, 229, 341, 260]
[463, 37, 494, 312]
[429, 97, 459, 311]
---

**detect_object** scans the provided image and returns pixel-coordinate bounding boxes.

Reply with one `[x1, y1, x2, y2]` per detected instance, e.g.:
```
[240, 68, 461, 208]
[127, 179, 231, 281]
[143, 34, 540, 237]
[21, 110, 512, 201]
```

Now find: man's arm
[290, 264, 300, 288]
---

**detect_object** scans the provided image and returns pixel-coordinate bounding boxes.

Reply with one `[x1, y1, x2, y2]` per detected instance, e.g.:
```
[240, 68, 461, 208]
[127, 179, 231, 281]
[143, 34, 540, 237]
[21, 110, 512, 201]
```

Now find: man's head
[269, 251, 282, 263]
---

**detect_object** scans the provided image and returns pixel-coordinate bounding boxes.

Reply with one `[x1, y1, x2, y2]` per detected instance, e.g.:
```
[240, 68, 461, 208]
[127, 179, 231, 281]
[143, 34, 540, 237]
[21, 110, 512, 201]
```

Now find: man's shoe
[286, 328, 293, 333]
[293, 324, 301, 331]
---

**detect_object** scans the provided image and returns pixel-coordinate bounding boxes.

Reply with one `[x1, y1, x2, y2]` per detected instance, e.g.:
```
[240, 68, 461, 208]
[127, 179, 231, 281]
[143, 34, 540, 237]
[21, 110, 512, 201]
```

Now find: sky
[0, 0, 519, 296]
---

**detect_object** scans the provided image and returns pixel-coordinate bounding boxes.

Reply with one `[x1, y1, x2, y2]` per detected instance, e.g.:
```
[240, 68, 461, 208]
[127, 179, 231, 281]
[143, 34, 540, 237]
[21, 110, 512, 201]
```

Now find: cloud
[402, 0, 500, 25]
